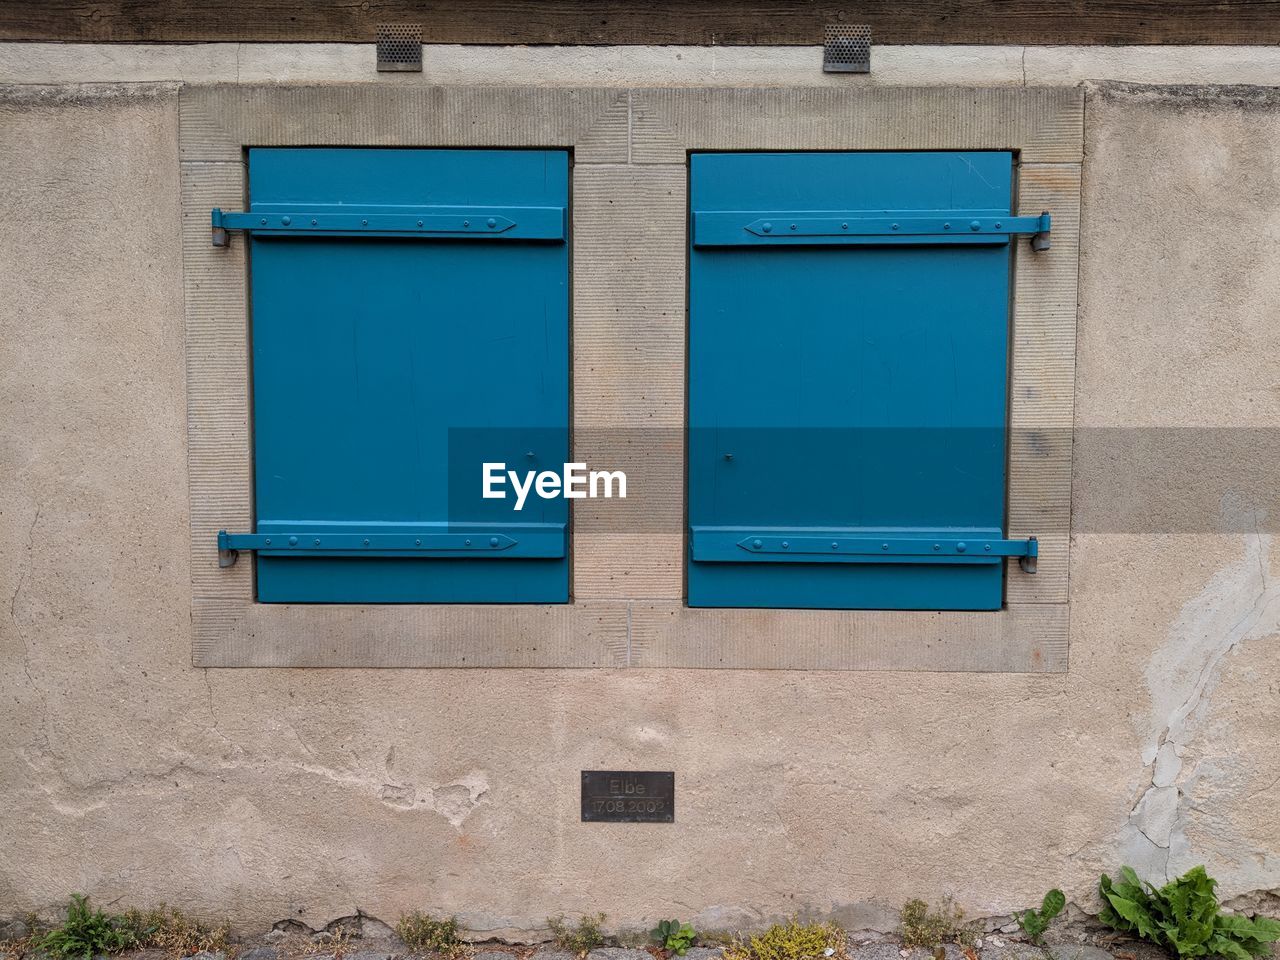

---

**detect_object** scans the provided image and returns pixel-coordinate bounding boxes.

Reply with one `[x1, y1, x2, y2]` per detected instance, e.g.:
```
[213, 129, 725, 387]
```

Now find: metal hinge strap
[690, 527, 1038, 573]
[693, 211, 1051, 250]
[217, 525, 565, 567]
[211, 205, 566, 246]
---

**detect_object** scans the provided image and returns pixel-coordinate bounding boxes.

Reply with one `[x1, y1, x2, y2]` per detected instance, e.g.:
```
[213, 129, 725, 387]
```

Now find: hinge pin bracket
[217, 531, 238, 567]
[1019, 536, 1039, 574]
[211, 208, 229, 247]
[1031, 212, 1052, 251]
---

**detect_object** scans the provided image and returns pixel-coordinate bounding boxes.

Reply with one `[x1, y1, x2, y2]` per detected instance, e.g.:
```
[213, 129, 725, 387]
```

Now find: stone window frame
[180, 84, 1081, 671]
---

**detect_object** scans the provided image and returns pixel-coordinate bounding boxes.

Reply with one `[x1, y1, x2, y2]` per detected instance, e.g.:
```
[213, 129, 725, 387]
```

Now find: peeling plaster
[1125, 500, 1280, 882]
[18, 732, 491, 832]
[429, 777, 491, 829]
[377, 771, 490, 828]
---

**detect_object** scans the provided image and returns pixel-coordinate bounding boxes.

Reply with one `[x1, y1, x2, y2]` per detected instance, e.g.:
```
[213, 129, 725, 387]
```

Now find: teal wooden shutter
[688, 151, 1031, 610]
[246, 148, 569, 603]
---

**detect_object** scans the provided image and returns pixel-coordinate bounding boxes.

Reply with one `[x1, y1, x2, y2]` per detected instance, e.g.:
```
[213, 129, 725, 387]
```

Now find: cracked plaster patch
[1124, 497, 1280, 881]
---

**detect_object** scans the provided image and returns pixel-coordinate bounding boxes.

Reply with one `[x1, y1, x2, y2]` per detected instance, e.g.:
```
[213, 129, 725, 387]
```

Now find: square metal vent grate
[823, 24, 871, 73]
[377, 23, 423, 72]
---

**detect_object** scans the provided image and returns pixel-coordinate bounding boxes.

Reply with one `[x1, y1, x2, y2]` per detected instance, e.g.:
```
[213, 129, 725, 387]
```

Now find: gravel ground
[112, 930, 1185, 960]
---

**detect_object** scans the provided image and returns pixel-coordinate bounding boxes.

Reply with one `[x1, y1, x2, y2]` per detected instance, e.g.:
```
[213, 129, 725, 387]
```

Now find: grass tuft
[122, 905, 232, 957]
[32, 895, 136, 960]
[395, 913, 467, 958]
[899, 898, 976, 950]
[22, 895, 232, 960]
[722, 919, 846, 960]
[547, 914, 607, 957]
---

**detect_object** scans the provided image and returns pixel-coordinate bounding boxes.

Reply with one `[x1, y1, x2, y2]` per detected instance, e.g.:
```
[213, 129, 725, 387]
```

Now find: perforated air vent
[377, 24, 423, 72]
[823, 24, 871, 73]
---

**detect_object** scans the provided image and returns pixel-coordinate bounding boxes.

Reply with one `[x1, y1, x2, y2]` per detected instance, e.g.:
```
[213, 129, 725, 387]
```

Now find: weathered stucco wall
[1, 74, 1278, 937]
[2, 43, 1279, 87]
[1073, 82, 1280, 893]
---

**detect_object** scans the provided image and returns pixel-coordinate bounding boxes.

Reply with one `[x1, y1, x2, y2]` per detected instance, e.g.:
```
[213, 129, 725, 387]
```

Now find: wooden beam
[2, 0, 1279, 46]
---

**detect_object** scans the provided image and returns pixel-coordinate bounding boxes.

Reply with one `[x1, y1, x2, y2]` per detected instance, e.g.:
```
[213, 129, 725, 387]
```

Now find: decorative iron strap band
[216, 524, 566, 567]
[211, 205, 567, 246]
[690, 527, 1038, 573]
[692, 211, 1051, 249]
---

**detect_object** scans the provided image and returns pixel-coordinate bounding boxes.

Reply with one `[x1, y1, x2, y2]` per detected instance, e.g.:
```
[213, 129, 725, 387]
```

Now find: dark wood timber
[3, 0, 1279, 45]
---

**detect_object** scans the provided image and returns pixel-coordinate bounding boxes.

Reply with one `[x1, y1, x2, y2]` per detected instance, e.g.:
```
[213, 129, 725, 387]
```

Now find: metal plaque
[581, 770, 674, 823]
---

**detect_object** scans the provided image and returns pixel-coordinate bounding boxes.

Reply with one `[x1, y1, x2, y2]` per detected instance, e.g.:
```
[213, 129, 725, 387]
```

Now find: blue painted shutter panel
[248, 149, 570, 603]
[688, 152, 1014, 610]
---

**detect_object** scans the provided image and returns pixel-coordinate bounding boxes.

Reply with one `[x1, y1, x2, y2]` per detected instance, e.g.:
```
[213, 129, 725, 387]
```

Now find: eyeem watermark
[483, 462, 627, 511]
